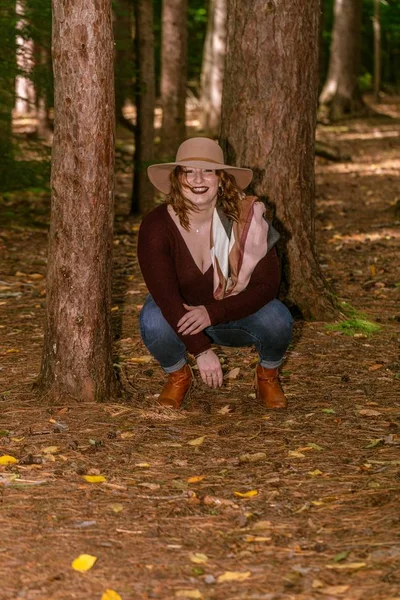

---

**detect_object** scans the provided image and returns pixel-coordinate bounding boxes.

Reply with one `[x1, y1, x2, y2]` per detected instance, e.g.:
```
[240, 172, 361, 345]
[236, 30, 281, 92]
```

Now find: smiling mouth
[190, 187, 209, 194]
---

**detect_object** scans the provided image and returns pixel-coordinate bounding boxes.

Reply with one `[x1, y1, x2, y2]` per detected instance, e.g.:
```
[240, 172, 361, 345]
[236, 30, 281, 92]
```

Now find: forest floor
[1, 96, 400, 600]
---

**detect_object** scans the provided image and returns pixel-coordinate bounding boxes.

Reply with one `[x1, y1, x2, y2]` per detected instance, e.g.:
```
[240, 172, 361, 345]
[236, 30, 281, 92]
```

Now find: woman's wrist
[195, 349, 211, 359]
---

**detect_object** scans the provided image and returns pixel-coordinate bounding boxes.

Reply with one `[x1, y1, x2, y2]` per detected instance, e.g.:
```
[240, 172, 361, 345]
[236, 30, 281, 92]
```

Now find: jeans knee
[139, 298, 165, 346]
[258, 300, 293, 345]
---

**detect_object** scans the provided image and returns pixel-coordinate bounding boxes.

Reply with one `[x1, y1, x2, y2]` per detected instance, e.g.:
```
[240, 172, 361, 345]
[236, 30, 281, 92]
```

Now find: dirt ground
[1, 97, 400, 600]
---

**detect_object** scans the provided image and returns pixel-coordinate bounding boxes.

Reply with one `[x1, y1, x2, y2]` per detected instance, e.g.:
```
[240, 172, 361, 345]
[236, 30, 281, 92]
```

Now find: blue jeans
[139, 295, 294, 373]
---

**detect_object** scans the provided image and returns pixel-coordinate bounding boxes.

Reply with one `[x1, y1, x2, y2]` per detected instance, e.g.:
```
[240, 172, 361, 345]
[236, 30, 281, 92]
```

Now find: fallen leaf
[189, 552, 208, 564]
[365, 438, 383, 448]
[217, 405, 232, 415]
[29, 273, 44, 280]
[42, 446, 60, 454]
[234, 490, 258, 498]
[138, 482, 160, 490]
[245, 535, 271, 543]
[109, 503, 124, 513]
[83, 475, 106, 483]
[217, 571, 252, 583]
[321, 585, 350, 595]
[101, 591, 122, 600]
[0, 455, 18, 465]
[326, 562, 367, 570]
[288, 450, 305, 458]
[127, 356, 152, 363]
[321, 408, 336, 414]
[311, 579, 325, 589]
[239, 452, 266, 463]
[120, 431, 134, 439]
[135, 462, 150, 468]
[202, 495, 238, 508]
[306, 442, 324, 451]
[358, 409, 382, 417]
[308, 469, 324, 477]
[6, 348, 20, 354]
[71, 554, 97, 572]
[187, 475, 205, 483]
[368, 363, 383, 371]
[226, 367, 240, 380]
[175, 590, 203, 599]
[252, 520, 272, 530]
[188, 436, 205, 446]
[334, 551, 350, 562]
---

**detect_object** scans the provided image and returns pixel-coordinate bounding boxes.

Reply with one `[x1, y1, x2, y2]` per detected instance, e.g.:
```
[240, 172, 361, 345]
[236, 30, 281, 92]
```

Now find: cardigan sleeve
[137, 212, 212, 355]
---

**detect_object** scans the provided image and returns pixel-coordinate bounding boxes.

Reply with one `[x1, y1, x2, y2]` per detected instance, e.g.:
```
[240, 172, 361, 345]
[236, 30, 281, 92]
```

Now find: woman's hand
[196, 349, 223, 388]
[177, 304, 211, 336]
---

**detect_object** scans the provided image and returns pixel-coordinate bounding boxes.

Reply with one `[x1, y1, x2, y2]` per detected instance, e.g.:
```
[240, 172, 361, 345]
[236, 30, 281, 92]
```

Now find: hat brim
[147, 161, 253, 194]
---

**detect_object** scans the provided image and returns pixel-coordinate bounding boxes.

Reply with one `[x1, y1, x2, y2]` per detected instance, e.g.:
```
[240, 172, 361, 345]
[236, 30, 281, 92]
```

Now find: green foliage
[325, 302, 381, 336]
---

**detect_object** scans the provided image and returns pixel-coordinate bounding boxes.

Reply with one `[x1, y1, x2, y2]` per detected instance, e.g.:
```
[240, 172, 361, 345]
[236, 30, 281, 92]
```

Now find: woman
[138, 137, 293, 409]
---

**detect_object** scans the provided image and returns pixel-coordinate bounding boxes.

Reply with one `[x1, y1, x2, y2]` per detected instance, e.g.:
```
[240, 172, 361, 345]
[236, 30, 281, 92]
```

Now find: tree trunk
[159, 0, 187, 159]
[319, 0, 364, 120]
[220, 0, 337, 321]
[114, 0, 135, 131]
[131, 0, 155, 215]
[199, 0, 227, 135]
[373, 0, 381, 103]
[0, 0, 16, 182]
[36, 0, 118, 402]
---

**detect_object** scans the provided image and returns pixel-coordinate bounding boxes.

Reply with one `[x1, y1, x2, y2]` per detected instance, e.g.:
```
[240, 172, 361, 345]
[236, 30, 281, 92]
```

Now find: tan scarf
[211, 196, 279, 300]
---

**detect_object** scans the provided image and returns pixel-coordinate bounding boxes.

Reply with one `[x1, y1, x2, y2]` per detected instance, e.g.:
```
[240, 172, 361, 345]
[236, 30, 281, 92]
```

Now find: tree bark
[199, 0, 227, 135]
[159, 0, 187, 159]
[0, 0, 16, 181]
[36, 0, 118, 402]
[131, 0, 155, 215]
[319, 0, 364, 120]
[114, 0, 134, 127]
[220, 0, 337, 321]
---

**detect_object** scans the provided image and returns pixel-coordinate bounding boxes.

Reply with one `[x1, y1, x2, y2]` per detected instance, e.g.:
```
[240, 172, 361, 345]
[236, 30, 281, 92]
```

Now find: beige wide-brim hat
[147, 137, 253, 194]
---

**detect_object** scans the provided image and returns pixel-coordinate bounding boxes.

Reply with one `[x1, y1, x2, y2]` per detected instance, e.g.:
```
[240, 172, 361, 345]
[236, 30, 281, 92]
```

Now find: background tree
[221, 0, 337, 320]
[199, 0, 227, 135]
[0, 0, 17, 188]
[113, 0, 135, 132]
[37, 0, 118, 402]
[319, 0, 364, 120]
[159, 0, 187, 159]
[132, 0, 156, 215]
[373, 0, 381, 102]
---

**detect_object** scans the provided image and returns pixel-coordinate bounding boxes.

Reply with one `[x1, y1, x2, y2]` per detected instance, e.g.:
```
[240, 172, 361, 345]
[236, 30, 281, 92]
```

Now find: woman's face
[181, 167, 219, 210]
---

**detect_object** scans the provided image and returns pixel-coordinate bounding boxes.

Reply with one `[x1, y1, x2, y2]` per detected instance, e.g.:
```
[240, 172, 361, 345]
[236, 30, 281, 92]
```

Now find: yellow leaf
[245, 535, 271, 543]
[311, 579, 325, 589]
[135, 462, 150, 468]
[234, 490, 258, 498]
[71, 554, 97, 572]
[322, 585, 350, 595]
[189, 552, 208, 564]
[83, 475, 106, 483]
[288, 450, 305, 458]
[111, 306, 119, 312]
[308, 469, 324, 477]
[120, 431, 134, 439]
[175, 590, 203, 599]
[326, 562, 367, 571]
[0, 455, 18, 465]
[6, 348, 20, 354]
[217, 571, 252, 583]
[11, 437, 25, 442]
[217, 405, 232, 414]
[187, 475, 205, 484]
[127, 356, 152, 363]
[42, 446, 59, 454]
[368, 363, 383, 371]
[358, 409, 382, 417]
[252, 520, 272, 530]
[109, 503, 124, 513]
[369, 264, 376, 277]
[29, 273, 44, 280]
[101, 590, 122, 600]
[188, 436, 205, 446]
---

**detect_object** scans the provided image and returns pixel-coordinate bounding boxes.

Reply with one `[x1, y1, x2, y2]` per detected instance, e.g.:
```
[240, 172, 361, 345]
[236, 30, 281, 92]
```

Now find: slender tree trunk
[114, 0, 135, 132]
[319, 0, 364, 120]
[0, 0, 16, 183]
[159, 0, 187, 159]
[132, 0, 155, 215]
[35, 45, 53, 140]
[37, 0, 118, 402]
[373, 0, 381, 103]
[221, 0, 337, 321]
[199, 0, 227, 135]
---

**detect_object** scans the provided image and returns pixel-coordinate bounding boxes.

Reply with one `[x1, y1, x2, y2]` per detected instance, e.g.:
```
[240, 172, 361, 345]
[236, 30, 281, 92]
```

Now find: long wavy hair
[165, 166, 245, 231]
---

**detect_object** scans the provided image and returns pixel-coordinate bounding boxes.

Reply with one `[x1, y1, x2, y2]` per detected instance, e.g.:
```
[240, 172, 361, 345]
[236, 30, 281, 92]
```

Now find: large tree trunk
[199, 0, 227, 135]
[131, 0, 155, 215]
[36, 0, 118, 402]
[159, 0, 187, 159]
[319, 0, 364, 120]
[221, 0, 337, 321]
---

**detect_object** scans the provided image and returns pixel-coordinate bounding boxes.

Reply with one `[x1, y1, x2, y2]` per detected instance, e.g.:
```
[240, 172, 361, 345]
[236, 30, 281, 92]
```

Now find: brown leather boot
[158, 364, 193, 409]
[255, 365, 287, 409]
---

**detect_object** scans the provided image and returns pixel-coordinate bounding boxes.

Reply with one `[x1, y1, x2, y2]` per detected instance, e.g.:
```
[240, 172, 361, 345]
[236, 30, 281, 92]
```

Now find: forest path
[0, 99, 399, 599]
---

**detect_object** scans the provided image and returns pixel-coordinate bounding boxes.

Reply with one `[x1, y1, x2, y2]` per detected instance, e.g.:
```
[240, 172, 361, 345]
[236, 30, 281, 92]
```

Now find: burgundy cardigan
[137, 204, 280, 355]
